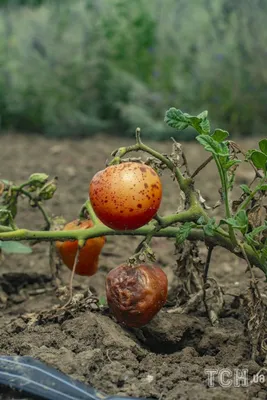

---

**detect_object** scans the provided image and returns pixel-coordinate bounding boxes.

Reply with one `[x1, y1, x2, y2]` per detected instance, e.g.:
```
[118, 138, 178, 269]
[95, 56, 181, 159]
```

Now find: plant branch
[0, 222, 265, 274]
[84, 200, 99, 225]
[191, 156, 213, 179]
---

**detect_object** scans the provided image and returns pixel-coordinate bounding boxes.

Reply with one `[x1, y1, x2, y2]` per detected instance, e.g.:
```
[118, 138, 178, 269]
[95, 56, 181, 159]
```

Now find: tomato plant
[89, 162, 162, 230]
[106, 263, 168, 327]
[55, 219, 106, 276]
[0, 106, 267, 359]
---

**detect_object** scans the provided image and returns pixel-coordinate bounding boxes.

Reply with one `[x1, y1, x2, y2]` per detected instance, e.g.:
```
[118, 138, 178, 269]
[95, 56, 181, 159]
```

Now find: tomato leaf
[203, 218, 217, 237]
[240, 184, 251, 195]
[164, 108, 210, 134]
[164, 108, 190, 131]
[176, 222, 195, 245]
[222, 159, 241, 170]
[212, 129, 229, 143]
[220, 210, 248, 234]
[196, 135, 229, 156]
[249, 150, 267, 171]
[0, 241, 32, 254]
[259, 139, 267, 156]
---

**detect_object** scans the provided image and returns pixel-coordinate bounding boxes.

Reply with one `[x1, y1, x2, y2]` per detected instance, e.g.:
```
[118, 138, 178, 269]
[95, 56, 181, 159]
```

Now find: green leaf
[240, 184, 251, 195]
[196, 135, 229, 156]
[203, 218, 217, 237]
[0, 241, 32, 254]
[260, 184, 267, 191]
[245, 149, 256, 161]
[212, 129, 229, 143]
[199, 118, 210, 135]
[197, 110, 208, 119]
[164, 108, 189, 131]
[259, 139, 267, 155]
[164, 108, 210, 134]
[236, 210, 248, 229]
[176, 222, 194, 245]
[220, 210, 248, 234]
[222, 159, 241, 170]
[250, 150, 267, 171]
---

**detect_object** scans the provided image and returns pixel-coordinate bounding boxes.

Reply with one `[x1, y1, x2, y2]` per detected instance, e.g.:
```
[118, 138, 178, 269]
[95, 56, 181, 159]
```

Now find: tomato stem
[84, 200, 99, 226]
[0, 221, 264, 274]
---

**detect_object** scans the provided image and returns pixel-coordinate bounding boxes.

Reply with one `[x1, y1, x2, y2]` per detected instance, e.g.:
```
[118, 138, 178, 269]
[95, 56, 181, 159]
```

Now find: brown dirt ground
[0, 133, 266, 400]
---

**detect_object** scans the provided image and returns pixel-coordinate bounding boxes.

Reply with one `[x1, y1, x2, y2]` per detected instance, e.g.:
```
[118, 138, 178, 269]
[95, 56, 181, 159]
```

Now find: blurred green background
[0, 0, 266, 139]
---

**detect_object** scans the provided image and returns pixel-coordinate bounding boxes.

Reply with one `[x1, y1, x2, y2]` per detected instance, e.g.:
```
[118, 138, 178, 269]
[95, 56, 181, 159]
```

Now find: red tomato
[56, 219, 105, 276]
[89, 162, 162, 230]
[106, 264, 168, 327]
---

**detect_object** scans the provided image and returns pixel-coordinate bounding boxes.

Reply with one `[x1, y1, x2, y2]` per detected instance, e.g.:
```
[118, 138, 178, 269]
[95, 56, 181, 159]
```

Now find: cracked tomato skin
[55, 219, 106, 276]
[106, 264, 168, 327]
[89, 162, 162, 230]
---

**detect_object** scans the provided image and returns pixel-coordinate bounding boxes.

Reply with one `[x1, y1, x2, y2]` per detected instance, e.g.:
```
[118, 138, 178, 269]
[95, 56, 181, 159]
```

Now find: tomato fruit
[106, 264, 168, 327]
[89, 162, 162, 230]
[55, 219, 106, 276]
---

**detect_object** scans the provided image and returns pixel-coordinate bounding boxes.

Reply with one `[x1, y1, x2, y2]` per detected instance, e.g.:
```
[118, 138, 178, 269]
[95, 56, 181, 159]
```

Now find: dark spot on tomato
[129, 208, 134, 212]
[147, 196, 151, 200]
[137, 204, 142, 208]
[144, 183, 148, 189]
[120, 210, 123, 213]
[140, 167, 146, 173]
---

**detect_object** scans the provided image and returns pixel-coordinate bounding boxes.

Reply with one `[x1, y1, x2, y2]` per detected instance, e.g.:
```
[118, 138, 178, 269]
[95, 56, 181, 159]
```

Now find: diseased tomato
[55, 219, 106, 276]
[106, 264, 168, 327]
[89, 162, 162, 230]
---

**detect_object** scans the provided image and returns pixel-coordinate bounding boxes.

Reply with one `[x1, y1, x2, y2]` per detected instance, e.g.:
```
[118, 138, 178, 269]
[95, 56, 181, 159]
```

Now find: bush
[0, 0, 266, 139]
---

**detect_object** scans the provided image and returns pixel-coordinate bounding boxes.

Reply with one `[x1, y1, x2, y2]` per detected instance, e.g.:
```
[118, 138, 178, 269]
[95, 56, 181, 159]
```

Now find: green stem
[84, 200, 99, 225]
[0, 224, 264, 273]
[214, 155, 237, 246]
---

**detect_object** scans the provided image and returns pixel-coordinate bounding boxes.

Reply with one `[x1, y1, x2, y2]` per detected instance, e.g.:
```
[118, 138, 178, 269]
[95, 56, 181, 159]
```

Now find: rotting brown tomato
[106, 263, 168, 327]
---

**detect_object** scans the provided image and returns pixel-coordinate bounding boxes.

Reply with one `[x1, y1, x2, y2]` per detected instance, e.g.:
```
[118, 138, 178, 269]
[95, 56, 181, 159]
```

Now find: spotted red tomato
[89, 162, 162, 230]
[106, 264, 168, 327]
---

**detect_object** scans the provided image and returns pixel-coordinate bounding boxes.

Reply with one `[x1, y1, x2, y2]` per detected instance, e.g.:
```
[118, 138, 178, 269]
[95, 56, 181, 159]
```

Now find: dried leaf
[203, 278, 224, 326]
[196, 189, 211, 210]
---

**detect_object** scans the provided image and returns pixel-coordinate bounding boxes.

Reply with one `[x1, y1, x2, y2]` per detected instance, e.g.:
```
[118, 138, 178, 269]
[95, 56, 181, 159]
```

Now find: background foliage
[0, 0, 266, 139]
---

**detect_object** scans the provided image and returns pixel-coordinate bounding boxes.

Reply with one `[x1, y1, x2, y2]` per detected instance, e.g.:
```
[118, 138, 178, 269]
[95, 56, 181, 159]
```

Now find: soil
[0, 133, 266, 400]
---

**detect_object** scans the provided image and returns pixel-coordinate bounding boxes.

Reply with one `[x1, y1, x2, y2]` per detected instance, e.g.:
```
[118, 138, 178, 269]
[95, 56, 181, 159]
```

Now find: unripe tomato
[106, 264, 168, 327]
[89, 162, 162, 230]
[55, 219, 106, 276]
